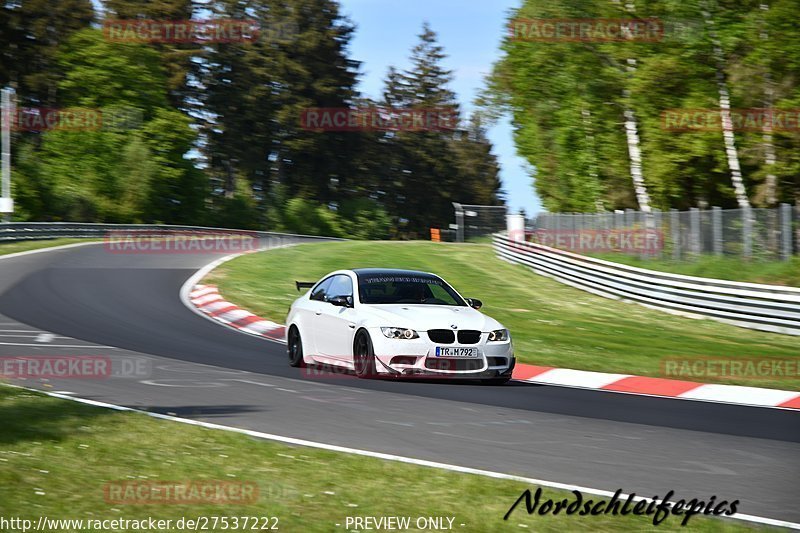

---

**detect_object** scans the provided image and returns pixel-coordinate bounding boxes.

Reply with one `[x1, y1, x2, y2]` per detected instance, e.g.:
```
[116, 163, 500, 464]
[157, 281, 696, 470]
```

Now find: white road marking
[226, 379, 275, 388]
[155, 364, 248, 375]
[139, 380, 228, 388]
[0, 241, 100, 262]
[8, 383, 799, 531]
[35, 333, 55, 343]
[0, 342, 111, 348]
[0, 333, 72, 339]
[375, 420, 414, 427]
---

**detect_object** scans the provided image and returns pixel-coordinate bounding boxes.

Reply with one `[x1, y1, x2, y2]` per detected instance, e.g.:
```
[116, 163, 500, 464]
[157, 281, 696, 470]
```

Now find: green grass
[0, 238, 95, 256]
[0, 386, 770, 532]
[206, 241, 800, 390]
[585, 253, 800, 287]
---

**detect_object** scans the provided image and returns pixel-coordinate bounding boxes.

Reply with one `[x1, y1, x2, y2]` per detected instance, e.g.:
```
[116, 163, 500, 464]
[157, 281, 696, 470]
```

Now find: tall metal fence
[450, 203, 507, 242]
[529, 204, 797, 260]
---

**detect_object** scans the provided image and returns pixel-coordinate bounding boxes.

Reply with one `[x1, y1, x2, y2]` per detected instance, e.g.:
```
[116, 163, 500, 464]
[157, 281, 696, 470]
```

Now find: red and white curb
[189, 284, 800, 411]
[514, 365, 800, 410]
[189, 285, 285, 341]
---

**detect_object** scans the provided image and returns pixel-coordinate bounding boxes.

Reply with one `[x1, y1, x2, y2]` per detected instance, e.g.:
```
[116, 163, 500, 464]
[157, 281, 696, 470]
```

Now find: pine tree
[0, 0, 94, 106]
[380, 23, 464, 236]
[102, 0, 197, 109]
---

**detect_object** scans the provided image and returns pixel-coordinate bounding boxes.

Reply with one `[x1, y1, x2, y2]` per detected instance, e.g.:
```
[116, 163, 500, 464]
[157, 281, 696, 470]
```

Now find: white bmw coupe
[286, 268, 515, 384]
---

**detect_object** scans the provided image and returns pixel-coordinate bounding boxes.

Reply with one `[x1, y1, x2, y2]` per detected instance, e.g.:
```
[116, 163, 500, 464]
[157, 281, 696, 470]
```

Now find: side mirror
[329, 295, 353, 308]
[466, 298, 483, 310]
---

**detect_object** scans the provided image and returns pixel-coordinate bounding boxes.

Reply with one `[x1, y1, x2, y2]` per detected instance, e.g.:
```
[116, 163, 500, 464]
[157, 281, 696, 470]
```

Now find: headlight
[381, 327, 419, 339]
[488, 329, 509, 342]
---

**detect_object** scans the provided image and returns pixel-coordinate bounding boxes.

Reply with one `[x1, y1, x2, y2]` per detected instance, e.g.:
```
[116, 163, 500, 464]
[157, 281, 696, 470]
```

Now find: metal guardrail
[0, 222, 345, 243]
[493, 232, 800, 336]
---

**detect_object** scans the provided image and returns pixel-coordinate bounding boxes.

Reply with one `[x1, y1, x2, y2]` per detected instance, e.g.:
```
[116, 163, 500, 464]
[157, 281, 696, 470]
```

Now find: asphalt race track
[1, 240, 798, 523]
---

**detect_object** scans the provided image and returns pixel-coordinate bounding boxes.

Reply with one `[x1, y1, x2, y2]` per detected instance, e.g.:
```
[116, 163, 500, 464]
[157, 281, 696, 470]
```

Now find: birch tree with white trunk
[701, 2, 751, 208]
[617, 0, 652, 213]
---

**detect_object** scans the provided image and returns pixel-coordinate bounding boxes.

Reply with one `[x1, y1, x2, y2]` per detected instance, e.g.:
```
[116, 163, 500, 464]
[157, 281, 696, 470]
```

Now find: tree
[102, 0, 197, 108]
[378, 23, 488, 236]
[451, 113, 504, 206]
[13, 29, 206, 223]
[484, 0, 799, 212]
[0, 0, 94, 106]
[198, 0, 362, 227]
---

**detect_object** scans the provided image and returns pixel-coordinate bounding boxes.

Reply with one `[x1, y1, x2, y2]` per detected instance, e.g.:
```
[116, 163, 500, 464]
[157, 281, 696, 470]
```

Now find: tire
[481, 376, 511, 385]
[353, 330, 377, 379]
[287, 326, 306, 368]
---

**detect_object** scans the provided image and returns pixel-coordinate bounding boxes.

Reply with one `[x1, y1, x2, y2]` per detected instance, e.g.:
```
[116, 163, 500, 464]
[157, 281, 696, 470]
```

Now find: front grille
[427, 329, 455, 344]
[425, 358, 483, 371]
[457, 330, 481, 344]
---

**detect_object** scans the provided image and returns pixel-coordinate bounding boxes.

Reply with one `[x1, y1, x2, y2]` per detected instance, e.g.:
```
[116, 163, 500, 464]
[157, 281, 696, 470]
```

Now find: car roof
[351, 268, 438, 279]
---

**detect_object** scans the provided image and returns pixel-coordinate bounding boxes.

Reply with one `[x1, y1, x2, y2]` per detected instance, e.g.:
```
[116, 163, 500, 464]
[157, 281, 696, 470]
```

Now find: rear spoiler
[295, 281, 316, 292]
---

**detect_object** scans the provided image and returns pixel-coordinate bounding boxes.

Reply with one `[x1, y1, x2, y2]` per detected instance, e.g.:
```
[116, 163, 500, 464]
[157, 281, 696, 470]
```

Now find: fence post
[742, 206, 752, 260]
[639, 210, 647, 259]
[652, 208, 662, 259]
[712, 206, 722, 256]
[614, 210, 623, 231]
[671, 209, 680, 260]
[780, 203, 791, 260]
[690, 207, 700, 256]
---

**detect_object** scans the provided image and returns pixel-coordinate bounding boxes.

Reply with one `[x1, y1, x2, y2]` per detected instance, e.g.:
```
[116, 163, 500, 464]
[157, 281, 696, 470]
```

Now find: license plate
[435, 347, 479, 358]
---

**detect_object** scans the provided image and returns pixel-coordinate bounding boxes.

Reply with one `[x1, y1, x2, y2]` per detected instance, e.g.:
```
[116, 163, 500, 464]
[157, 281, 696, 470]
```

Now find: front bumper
[367, 327, 515, 379]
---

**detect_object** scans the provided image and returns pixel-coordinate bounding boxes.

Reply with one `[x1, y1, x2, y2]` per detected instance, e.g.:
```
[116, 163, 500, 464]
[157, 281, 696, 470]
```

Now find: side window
[428, 284, 452, 303]
[327, 275, 353, 300]
[310, 277, 334, 302]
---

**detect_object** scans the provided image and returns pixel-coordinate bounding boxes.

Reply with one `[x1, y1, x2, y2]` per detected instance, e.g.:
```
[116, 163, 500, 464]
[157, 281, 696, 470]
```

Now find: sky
[338, 0, 542, 215]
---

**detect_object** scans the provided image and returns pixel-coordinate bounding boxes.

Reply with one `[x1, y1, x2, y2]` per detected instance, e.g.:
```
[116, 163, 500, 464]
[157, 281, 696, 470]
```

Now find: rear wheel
[287, 327, 306, 368]
[353, 331, 376, 378]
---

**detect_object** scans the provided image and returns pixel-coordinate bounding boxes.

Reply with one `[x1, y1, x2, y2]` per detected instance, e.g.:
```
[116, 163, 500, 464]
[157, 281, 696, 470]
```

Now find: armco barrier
[0, 222, 343, 244]
[493, 232, 800, 336]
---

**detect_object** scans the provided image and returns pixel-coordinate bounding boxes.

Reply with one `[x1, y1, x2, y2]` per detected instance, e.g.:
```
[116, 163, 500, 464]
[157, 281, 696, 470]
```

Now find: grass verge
[205, 241, 800, 390]
[584, 253, 800, 287]
[0, 238, 95, 257]
[0, 386, 769, 532]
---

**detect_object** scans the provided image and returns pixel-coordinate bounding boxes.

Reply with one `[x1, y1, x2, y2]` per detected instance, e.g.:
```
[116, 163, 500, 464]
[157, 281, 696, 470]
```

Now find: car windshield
[358, 275, 466, 306]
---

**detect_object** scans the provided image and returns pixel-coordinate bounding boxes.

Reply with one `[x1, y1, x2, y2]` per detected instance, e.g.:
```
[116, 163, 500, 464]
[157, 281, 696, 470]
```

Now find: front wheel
[287, 327, 306, 368]
[353, 331, 377, 379]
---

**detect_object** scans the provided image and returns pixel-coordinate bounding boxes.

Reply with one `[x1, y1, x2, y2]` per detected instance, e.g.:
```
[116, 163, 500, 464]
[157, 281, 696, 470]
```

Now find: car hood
[359, 304, 503, 331]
